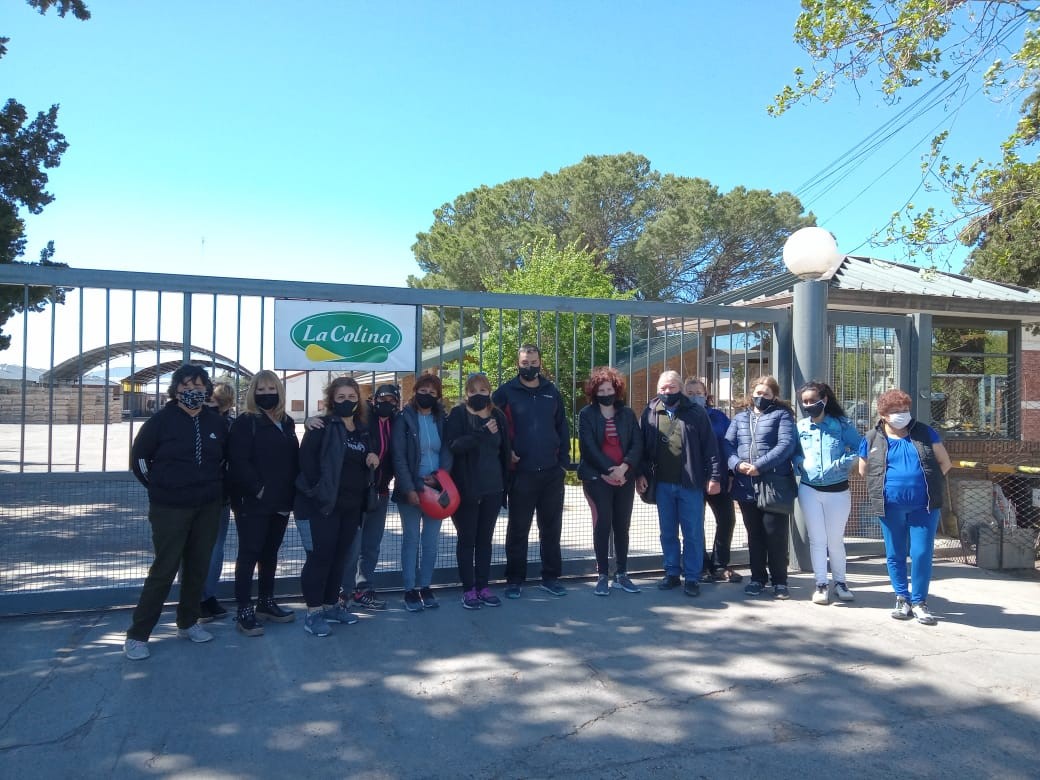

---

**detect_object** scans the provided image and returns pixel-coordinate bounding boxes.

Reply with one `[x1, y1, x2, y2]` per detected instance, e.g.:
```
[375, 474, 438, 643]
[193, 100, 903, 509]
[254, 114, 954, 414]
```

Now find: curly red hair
[584, 366, 626, 403]
[876, 388, 912, 416]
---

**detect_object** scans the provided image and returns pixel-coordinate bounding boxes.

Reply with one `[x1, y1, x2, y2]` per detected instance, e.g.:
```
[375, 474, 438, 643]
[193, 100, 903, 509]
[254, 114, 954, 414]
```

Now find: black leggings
[583, 478, 636, 576]
[452, 494, 500, 591]
[739, 501, 789, 586]
[300, 503, 361, 608]
[234, 510, 289, 606]
[704, 491, 737, 571]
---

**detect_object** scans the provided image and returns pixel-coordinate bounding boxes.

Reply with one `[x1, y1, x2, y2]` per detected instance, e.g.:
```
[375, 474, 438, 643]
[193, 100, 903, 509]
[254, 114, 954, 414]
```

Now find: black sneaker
[419, 587, 439, 609]
[773, 584, 790, 600]
[199, 596, 227, 623]
[539, 580, 567, 597]
[256, 597, 295, 623]
[656, 575, 682, 590]
[352, 589, 387, 611]
[683, 580, 701, 597]
[404, 589, 424, 612]
[236, 605, 264, 637]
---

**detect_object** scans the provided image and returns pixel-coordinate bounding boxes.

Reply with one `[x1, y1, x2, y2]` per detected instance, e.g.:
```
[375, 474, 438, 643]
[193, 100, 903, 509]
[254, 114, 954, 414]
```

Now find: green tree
[772, 1, 1040, 276]
[410, 153, 813, 301]
[1, 0, 89, 350]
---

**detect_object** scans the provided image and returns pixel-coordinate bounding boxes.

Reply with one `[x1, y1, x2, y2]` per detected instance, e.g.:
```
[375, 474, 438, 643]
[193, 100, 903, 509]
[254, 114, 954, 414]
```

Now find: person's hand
[706, 479, 721, 496]
[606, 465, 627, 484]
[510, 450, 520, 465]
[422, 474, 438, 487]
[746, 464, 760, 477]
[406, 490, 421, 506]
[365, 453, 379, 469]
[484, 417, 499, 435]
[635, 476, 648, 493]
[305, 416, 325, 431]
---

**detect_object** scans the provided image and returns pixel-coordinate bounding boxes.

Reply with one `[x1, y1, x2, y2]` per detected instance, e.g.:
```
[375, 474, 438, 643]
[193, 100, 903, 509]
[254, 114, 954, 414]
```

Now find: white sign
[274, 300, 416, 372]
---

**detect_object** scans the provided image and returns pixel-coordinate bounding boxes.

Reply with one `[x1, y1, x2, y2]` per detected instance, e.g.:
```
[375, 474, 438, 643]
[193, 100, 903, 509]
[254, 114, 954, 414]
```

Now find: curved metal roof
[40, 341, 252, 384]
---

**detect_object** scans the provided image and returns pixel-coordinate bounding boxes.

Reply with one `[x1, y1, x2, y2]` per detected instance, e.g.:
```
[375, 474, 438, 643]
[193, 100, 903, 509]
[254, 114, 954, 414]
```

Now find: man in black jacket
[493, 345, 571, 598]
[124, 364, 228, 660]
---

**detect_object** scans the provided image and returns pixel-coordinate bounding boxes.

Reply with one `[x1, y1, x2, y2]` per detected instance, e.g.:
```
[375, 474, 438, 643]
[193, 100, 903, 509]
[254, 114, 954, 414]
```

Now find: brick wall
[0, 381, 123, 424]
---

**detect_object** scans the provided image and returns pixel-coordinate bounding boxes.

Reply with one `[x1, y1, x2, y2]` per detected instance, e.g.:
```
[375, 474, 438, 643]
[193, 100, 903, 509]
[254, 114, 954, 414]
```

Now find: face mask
[178, 389, 207, 410]
[415, 393, 437, 410]
[518, 365, 540, 382]
[374, 401, 396, 418]
[467, 393, 490, 411]
[887, 411, 912, 429]
[753, 396, 774, 412]
[333, 399, 357, 417]
[597, 394, 616, 407]
[255, 393, 278, 411]
[660, 391, 683, 406]
[801, 400, 825, 418]
[690, 395, 708, 407]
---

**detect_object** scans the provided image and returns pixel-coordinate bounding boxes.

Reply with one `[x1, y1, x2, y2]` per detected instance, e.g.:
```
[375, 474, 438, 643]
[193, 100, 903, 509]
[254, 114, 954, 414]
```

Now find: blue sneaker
[404, 589, 424, 612]
[504, 583, 522, 599]
[323, 603, 358, 624]
[594, 575, 610, 597]
[540, 580, 567, 597]
[477, 587, 501, 607]
[744, 581, 765, 596]
[304, 610, 331, 637]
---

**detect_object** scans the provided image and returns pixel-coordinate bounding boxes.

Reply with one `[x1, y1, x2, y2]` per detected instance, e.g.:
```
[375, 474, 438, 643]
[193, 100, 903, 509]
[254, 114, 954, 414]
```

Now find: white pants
[798, 483, 851, 585]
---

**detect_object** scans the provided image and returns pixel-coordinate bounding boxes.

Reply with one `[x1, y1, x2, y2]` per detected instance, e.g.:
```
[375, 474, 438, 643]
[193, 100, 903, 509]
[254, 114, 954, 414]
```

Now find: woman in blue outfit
[684, 378, 741, 584]
[794, 381, 862, 605]
[724, 375, 798, 600]
[858, 388, 951, 625]
[392, 373, 452, 613]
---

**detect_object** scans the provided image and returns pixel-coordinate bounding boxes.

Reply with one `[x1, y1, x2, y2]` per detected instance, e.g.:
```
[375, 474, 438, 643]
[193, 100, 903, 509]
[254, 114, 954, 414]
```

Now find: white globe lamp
[783, 227, 842, 280]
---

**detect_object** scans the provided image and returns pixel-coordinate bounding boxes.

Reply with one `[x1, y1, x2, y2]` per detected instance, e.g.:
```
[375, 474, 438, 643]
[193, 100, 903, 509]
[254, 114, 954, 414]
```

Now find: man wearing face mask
[493, 344, 571, 598]
[125, 364, 229, 660]
[338, 384, 400, 612]
[636, 370, 722, 598]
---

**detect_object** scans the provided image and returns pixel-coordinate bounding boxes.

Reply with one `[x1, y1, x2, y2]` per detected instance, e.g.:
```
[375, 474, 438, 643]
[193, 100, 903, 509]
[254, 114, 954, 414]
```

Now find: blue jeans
[398, 501, 443, 591]
[880, 505, 939, 604]
[656, 481, 705, 580]
[202, 503, 231, 600]
[342, 492, 389, 594]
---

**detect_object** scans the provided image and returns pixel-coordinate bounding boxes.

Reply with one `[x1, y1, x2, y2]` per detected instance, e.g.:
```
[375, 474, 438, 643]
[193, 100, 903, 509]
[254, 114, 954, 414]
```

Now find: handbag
[748, 413, 797, 514]
[639, 467, 657, 505]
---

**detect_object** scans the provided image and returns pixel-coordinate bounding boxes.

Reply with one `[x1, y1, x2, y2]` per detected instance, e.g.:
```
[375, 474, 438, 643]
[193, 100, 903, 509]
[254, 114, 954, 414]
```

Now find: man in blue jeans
[494, 345, 571, 598]
[636, 371, 721, 598]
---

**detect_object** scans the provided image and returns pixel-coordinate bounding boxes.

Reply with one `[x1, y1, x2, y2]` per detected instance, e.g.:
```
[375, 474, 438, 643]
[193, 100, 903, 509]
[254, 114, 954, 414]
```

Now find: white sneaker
[833, 582, 855, 602]
[177, 623, 214, 643]
[124, 638, 150, 660]
[811, 584, 829, 605]
[912, 602, 938, 625]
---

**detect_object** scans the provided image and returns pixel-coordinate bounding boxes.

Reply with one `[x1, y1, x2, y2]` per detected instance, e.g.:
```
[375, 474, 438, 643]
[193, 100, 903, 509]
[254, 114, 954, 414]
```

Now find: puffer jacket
[724, 405, 797, 502]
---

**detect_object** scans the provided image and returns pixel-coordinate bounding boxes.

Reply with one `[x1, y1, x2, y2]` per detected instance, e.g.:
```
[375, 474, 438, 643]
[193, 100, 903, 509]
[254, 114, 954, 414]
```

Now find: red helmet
[418, 468, 461, 520]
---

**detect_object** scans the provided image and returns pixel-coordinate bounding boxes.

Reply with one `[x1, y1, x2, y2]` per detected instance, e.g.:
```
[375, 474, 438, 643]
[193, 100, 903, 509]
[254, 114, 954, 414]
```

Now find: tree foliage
[0, 1, 88, 350]
[772, 1, 1040, 280]
[410, 153, 814, 302]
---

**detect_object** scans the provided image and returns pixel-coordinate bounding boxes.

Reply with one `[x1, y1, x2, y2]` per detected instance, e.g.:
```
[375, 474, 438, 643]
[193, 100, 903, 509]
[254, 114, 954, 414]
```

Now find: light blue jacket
[793, 415, 861, 487]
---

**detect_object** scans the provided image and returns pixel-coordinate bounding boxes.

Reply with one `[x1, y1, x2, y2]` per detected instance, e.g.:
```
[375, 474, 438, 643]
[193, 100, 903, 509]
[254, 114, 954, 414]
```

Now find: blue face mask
[690, 395, 707, 407]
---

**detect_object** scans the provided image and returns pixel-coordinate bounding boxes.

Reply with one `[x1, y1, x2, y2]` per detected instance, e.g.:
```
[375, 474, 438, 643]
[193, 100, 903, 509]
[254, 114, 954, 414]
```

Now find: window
[931, 326, 1014, 438]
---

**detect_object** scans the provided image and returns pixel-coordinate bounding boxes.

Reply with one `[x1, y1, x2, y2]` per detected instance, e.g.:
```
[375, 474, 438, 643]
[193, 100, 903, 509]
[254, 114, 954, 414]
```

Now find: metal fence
[0, 264, 897, 613]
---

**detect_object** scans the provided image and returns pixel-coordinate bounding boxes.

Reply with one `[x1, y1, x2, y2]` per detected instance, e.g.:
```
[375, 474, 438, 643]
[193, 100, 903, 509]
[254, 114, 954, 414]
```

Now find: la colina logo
[290, 311, 402, 363]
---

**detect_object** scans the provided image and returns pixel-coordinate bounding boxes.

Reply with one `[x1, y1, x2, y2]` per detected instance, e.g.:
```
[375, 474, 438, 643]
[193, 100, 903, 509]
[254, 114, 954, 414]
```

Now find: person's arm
[838, 420, 864, 473]
[390, 415, 418, 496]
[857, 435, 870, 477]
[578, 407, 613, 476]
[445, 407, 480, 454]
[297, 425, 324, 490]
[933, 441, 953, 475]
[752, 411, 796, 472]
[619, 407, 643, 476]
[130, 414, 160, 487]
[555, 387, 571, 469]
[228, 415, 263, 498]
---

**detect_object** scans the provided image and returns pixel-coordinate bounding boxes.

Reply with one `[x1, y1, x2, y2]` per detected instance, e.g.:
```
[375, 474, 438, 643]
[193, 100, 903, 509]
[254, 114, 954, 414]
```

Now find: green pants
[127, 499, 221, 641]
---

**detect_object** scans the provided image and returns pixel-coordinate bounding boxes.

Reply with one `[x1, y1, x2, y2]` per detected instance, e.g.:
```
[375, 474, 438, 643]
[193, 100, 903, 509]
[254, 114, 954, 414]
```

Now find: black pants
[704, 491, 737, 571]
[127, 499, 221, 641]
[452, 494, 500, 591]
[739, 501, 789, 586]
[300, 502, 361, 608]
[583, 477, 635, 576]
[234, 509, 289, 606]
[504, 467, 565, 584]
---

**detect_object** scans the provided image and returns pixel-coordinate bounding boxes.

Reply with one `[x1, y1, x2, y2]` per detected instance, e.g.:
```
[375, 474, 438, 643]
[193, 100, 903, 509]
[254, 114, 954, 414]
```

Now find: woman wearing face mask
[227, 371, 300, 636]
[684, 378, 741, 584]
[579, 367, 643, 596]
[793, 381, 862, 605]
[294, 377, 379, 637]
[392, 373, 452, 613]
[724, 375, 797, 599]
[444, 373, 511, 609]
[858, 388, 951, 625]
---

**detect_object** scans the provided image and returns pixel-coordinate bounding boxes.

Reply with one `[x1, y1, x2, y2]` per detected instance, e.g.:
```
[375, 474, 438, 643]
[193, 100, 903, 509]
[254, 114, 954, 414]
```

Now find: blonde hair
[209, 382, 236, 414]
[244, 370, 286, 419]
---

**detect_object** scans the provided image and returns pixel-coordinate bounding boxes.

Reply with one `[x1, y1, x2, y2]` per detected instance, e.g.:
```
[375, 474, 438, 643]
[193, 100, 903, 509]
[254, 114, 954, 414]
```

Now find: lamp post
[782, 227, 843, 572]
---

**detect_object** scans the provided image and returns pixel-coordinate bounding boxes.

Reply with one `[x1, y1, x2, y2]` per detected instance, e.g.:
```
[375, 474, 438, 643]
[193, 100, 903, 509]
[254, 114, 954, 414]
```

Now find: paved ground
[1, 557, 1038, 779]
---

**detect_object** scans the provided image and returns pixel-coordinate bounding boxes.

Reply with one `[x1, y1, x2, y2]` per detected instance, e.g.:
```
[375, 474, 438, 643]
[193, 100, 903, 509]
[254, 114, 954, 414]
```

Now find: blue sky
[5, 1, 1018, 289]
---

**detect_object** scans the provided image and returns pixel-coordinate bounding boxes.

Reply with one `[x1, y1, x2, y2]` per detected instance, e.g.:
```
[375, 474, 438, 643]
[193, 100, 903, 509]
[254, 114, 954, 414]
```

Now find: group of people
[124, 351, 953, 661]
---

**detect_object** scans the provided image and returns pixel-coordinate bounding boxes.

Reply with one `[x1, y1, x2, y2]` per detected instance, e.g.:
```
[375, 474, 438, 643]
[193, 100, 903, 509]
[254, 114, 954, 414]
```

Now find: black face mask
[333, 400, 357, 418]
[467, 393, 490, 411]
[518, 365, 540, 382]
[415, 393, 437, 410]
[801, 400, 826, 418]
[597, 394, 616, 407]
[255, 393, 278, 411]
[661, 391, 683, 406]
[753, 396, 774, 412]
[374, 401, 396, 418]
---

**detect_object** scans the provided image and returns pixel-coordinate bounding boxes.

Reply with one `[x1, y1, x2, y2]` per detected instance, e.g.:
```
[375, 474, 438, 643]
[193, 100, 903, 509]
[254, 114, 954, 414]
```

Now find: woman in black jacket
[578, 366, 643, 596]
[295, 377, 379, 637]
[227, 371, 300, 636]
[444, 372, 511, 609]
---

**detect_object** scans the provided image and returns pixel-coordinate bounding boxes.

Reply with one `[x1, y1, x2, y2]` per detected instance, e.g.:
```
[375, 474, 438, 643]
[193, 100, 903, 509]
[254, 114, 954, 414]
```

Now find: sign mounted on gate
[274, 300, 416, 371]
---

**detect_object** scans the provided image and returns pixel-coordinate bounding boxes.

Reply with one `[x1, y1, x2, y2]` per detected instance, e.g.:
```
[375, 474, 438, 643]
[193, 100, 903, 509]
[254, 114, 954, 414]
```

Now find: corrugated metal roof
[699, 255, 1040, 306]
